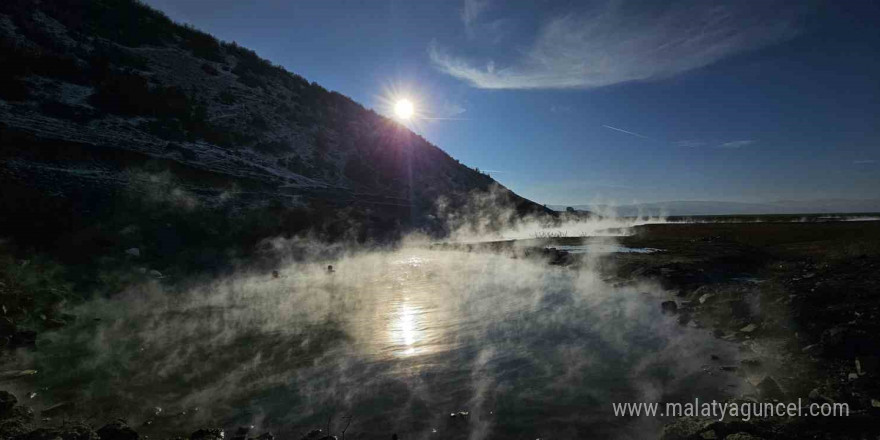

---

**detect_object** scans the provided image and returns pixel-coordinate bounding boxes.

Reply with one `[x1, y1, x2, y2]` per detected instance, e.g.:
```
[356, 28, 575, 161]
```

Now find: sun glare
[394, 99, 414, 120]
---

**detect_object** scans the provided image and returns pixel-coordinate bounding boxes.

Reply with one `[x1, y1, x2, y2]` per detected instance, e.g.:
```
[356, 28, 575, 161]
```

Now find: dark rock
[756, 376, 784, 400]
[0, 418, 28, 438]
[44, 319, 66, 330]
[677, 312, 692, 326]
[661, 301, 678, 315]
[304, 429, 323, 439]
[255, 433, 274, 440]
[97, 420, 138, 440]
[18, 425, 99, 440]
[10, 331, 36, 348]
[190, 428, 224, 440]
[41, 402, 73, 417]
[10, 405, 34, 423]
[740, 359, 761, 368]
[0, 318, 16, 338]
[660, 417, 714, 440]
[728, 300, 751, 319]
[0, 391, 17, 415]
[820, 327, 877, 357]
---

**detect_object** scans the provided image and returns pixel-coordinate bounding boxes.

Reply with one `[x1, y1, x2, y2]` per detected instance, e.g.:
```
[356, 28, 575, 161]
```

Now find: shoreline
[2, 220, 879, 439]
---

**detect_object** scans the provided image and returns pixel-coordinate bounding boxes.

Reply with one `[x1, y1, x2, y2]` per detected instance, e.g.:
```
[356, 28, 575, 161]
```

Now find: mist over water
[2, 242, 742, 439]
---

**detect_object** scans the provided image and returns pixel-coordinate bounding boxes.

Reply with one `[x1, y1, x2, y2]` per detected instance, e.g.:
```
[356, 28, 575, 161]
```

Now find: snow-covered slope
[0, 0, 550, 236]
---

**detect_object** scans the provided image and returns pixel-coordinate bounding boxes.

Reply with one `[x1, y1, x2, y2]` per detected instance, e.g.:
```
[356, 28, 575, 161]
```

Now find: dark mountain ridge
[0, 0, 551, 257]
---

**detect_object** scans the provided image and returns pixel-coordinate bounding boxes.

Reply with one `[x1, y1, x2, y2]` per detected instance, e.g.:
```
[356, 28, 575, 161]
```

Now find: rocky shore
[605, 221, 880, 439]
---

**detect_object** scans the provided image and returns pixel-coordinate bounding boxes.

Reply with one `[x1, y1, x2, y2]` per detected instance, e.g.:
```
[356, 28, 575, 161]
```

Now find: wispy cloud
[602, 124, 652, 140]
[718, 140, 756, 149]
[432, 0, 804, 89]
[675, 140, 706, 148]
[461, 0, 492, 36]
[853, 160, 876, 165]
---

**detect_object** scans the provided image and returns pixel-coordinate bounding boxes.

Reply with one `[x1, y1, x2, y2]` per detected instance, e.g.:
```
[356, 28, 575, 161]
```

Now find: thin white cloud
[853, 160, 876, 165]
[675, 140, 706, 148]
[718, 140, 756, 148]
[602, 124, 652, 140]
[432, 0, 803, 89]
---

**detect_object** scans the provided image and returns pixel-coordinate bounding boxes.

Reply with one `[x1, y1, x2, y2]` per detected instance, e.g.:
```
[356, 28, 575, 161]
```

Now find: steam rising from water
[6, 246, 739, 439]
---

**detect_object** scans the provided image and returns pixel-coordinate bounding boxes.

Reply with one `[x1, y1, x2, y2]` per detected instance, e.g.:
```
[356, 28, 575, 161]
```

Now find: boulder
[97, 420, 138, 440]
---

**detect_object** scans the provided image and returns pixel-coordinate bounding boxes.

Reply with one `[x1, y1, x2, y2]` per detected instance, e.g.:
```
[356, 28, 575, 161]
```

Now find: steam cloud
[2, 188, 742, 439]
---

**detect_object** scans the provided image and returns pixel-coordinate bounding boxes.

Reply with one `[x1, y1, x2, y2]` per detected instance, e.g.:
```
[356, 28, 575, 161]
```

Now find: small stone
[848, 372, 858, 381]
[808, 388, 820, 400]
[801, 344, 820, 354]
[701, 430, 717, 439]
[149, 270, 163, 279]
[739, 323, 757, 333]
[125, 248, 141, 257]
[871, 399, 880, 408]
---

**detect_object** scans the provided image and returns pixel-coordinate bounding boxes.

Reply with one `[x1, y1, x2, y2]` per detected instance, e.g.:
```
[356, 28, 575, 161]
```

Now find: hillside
[0, 0, 551, 254]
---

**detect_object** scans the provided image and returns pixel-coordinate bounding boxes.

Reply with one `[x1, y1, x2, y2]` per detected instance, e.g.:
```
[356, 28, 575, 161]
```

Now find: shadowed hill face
[0, 0, 552, 247]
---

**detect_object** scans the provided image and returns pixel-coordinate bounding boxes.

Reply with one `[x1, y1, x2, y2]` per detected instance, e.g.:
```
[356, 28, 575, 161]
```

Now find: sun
[394, 99, 414, 120]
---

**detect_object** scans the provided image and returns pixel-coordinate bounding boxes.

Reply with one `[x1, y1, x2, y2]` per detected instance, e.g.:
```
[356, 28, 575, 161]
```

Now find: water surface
[5, 249, 739, 439]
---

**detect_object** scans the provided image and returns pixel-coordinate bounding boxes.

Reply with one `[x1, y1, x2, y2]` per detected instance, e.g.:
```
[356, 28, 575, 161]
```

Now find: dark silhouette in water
[327, 265, 335, 273]
[272, 270, 279, 278]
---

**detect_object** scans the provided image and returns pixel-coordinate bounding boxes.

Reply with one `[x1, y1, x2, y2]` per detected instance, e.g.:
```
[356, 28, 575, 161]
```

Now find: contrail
[602, 124, 651, 140]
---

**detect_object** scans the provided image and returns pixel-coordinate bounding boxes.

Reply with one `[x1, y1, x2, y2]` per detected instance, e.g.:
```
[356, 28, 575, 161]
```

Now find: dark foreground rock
[609, 221, 880, 439]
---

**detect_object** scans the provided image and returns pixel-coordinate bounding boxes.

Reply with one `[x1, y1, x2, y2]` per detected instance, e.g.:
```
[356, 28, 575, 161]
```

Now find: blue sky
[144, 0, 880, 206]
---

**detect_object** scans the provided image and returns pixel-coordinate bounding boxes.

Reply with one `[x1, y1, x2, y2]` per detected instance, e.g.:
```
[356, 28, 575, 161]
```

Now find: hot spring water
[2, 249, 741, 439]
